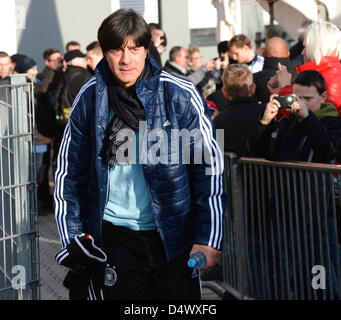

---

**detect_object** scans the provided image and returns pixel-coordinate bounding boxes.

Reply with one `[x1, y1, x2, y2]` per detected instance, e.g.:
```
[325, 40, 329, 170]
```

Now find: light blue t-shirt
[103, 131, 156, 231]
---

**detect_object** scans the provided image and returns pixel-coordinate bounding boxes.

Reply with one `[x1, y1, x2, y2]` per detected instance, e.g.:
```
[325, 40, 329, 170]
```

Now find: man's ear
[222, 86, 229, 98]
[321, 91, 328, 103]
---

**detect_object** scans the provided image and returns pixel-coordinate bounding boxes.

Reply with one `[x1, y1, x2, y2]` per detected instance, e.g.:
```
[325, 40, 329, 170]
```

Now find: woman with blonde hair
[187, 46, 203, 71]
[187, 46, 221, 98]
[269, 21, 341, 115]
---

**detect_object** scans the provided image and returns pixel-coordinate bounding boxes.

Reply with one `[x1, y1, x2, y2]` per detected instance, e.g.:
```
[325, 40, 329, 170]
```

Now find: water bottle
[187, 252, 206, 278]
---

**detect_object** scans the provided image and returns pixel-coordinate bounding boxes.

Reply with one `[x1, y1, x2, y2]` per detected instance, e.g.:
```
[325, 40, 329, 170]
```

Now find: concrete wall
[14, 0, 162, 70]
[159, 0, 191, 66]
[12, 0, 267, 71]
[15, 0, 111, 70]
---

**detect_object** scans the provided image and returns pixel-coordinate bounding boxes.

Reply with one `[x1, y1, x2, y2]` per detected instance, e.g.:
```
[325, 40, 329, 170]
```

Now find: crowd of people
[1, 8, 341, 300]
[0, 40, 105, 214]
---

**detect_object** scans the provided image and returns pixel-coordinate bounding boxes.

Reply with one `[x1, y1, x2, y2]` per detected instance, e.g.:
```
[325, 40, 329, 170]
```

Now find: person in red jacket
[267, 21, 341, 116]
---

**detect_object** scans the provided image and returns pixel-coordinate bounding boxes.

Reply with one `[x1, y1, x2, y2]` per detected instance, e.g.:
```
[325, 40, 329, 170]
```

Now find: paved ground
[38, 212, 69, 300]
[38, 211, 223, 300]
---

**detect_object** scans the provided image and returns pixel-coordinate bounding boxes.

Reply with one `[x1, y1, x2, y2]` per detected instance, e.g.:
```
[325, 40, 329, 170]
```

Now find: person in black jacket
[253, 37, 297, 104]
[213, 63, 266, 157]
[248, 70, 336, 163]
[57, 49, 92, 121]
[54, 49, 92, 157]
[211, 63, 265, 289]
[54, 8, 225, 301]
[35, 49, 65, 213]
[37, 48, 64, 96]
[247, 70, 341, 299]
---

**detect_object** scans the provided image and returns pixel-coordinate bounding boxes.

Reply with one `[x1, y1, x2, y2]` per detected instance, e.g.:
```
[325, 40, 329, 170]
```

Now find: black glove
[55, 233, 107, 300]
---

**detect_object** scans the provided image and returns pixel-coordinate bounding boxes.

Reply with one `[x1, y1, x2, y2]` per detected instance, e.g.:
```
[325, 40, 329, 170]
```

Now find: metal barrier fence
[221, 152, 341, 300]
[0, 75, 40, 300]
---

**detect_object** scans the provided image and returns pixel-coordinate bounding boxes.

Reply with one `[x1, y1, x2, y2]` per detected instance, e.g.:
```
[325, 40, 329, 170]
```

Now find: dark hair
[66, 41, 80, 50]
[293, 70, 326, 95]
[218, 41, 229, 54]
[43, 48, 60, 60]
[11, 53, 26, 64]
[97, 8, 151, 54]
[149, 23, 161, 31]
[86, 41, 100, 51]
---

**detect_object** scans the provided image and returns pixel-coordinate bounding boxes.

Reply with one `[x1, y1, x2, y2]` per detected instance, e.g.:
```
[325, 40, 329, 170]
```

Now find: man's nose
[120, 48, 130, 64]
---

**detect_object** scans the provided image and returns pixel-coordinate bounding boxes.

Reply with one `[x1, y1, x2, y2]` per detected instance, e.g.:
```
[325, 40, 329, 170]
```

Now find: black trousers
[102, 221, 201, 300]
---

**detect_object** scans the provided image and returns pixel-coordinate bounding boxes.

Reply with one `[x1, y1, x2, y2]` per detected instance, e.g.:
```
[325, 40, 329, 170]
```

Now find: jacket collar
[246, 54, 258, 66]
[263, 57, 295, 71]
[164, 60, 187, 75]
[229, 96, 258, 105]
[314, 102, 339, 120]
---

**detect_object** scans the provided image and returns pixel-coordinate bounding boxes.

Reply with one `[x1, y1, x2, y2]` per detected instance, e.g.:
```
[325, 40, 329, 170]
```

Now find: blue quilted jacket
[54, 56, 227, 261]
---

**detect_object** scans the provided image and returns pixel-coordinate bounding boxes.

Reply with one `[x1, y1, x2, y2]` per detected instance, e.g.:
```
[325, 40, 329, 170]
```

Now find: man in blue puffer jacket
[54, 8, 226, 300]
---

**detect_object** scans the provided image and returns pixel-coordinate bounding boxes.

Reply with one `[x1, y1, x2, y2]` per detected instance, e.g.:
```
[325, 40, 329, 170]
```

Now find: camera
[160, 34, 167, 47]
[274, 95, 296, 109]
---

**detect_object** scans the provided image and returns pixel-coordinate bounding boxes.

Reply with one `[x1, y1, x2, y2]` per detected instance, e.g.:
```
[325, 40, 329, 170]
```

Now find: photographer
[187, 46, 223, 98]
[266, 21, 341, 116]
[36, 48, 65, 179]
[37, 48, 64, 97]
[246, 70, 341, 299]
[148, 23, 166, 66]
[247, 70, 336, 164]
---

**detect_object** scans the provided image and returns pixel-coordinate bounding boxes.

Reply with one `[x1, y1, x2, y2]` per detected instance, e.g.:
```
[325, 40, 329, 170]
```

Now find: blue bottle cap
[187, 258, 197, 268]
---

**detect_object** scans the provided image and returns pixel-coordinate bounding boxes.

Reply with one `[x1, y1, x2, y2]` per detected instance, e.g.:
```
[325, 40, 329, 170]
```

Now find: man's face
[105, 36, 147, 89]
[151, 29, 164, 47]
[45, 52, 62, 69]
[293, 83, 327, 113]
[86, 50, 103, 71]
[229, 45, 251, 64]
[175, 48, 189, 69]
[0, 56, 12, 79]
[190, 51, 202, 70]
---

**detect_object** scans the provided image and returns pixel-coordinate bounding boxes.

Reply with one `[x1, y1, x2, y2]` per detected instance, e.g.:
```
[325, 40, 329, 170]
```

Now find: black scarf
[100, 60, 153, 164]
